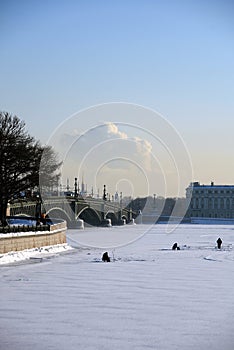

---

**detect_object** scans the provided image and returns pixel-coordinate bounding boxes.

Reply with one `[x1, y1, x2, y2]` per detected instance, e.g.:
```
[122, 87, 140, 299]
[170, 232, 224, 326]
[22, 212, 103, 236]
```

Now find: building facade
[186, 182, 234, 219]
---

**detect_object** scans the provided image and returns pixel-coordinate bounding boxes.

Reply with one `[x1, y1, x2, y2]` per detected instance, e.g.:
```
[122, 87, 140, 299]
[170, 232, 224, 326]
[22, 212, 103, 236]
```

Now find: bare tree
[39, 145, 62, 195]
[0, 111, 61, 225]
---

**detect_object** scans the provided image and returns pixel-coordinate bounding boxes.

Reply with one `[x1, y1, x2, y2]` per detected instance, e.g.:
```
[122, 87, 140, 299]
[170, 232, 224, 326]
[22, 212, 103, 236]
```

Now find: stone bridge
[9, 197, 137, 228]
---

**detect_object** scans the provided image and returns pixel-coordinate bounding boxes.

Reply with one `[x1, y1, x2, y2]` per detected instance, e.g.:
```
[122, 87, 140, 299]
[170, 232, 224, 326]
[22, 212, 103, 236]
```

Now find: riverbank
[0, 243, 73, 265]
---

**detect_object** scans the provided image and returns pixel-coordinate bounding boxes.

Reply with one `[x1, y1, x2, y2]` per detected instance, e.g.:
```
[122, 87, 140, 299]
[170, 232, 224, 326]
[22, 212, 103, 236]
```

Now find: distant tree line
[130, 196, 190, 219]
[0, 111, 61, 226]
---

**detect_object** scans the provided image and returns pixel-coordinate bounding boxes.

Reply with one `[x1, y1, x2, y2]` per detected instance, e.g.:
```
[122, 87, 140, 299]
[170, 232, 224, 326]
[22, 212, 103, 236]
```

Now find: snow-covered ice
[0, 224, 234, 350]
[0, 243, 73, 265]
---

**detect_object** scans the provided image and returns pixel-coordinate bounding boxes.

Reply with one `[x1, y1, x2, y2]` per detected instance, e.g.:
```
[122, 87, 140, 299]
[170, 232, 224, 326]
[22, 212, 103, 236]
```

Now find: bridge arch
[77, 207, 101, 226]
[46, 207, 72, 225]
[105, 210, 118, 225]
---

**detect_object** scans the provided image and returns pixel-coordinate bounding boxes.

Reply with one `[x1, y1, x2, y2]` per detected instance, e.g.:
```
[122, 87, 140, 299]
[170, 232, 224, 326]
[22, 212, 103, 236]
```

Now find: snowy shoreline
[0, 243, 73, 265]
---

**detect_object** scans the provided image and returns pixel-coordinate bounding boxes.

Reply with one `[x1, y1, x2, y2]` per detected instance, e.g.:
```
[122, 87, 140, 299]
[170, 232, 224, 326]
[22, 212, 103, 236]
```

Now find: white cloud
[58, 122, 157, 196]
[45, 103, 193, 198]
[105, 122, 128, 139]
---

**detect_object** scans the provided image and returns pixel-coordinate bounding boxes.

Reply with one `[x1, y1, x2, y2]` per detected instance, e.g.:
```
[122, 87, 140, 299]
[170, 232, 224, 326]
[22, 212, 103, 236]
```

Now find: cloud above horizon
[55, 121, 166, 197]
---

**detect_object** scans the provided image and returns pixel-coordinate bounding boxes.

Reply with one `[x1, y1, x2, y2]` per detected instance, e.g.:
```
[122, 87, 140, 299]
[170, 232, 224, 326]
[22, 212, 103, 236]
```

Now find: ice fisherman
[172, 242, 181, 250]
[217, 237, 222, 249]
[102, 252, 110, 262]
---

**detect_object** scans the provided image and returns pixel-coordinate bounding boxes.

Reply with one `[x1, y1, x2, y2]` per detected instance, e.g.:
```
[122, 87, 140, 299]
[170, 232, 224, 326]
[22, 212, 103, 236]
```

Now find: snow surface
[0, 224, 234, 350]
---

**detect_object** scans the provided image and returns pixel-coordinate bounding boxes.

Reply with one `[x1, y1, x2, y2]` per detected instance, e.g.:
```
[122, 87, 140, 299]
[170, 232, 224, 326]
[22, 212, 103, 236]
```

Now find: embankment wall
[0, 221, 67, 254]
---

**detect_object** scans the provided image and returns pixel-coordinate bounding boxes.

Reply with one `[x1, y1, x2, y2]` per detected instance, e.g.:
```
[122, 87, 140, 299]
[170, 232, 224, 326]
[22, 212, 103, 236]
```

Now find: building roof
[188, 182, 234, 189]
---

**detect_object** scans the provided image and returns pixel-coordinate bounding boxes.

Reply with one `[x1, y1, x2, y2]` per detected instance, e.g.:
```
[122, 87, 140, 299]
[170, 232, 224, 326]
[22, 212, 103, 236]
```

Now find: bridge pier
[68, 201, 84, 228]
[127, 208, 133, 222]
[116, 209, 125, 225]
[100, 202, 111, 226]
[100, 218, 112, 227]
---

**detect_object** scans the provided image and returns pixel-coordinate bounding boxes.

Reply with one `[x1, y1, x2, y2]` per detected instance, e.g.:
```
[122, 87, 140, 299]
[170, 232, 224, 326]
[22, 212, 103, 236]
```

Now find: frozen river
[1, 224, 234, 350]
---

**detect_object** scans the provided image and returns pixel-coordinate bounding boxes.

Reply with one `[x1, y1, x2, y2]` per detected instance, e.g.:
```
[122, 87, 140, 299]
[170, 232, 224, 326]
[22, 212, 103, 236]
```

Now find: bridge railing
[0, 216, 66, 234]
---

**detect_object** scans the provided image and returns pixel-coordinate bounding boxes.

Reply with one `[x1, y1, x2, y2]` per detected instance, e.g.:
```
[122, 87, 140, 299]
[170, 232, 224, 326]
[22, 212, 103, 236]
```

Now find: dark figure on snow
[217, 238, 222, 249]
[102, 252, 110, 262]
[172, 243, 180, 250]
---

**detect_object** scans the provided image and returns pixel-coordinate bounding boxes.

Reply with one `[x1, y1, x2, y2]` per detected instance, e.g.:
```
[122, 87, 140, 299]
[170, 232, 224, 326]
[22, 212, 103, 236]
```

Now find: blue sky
[1, 0, 234, 196]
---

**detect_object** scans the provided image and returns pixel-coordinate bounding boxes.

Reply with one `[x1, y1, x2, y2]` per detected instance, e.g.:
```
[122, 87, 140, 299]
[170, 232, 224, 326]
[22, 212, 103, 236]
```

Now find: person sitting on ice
[217, 237, 222, 249]
[172, 243, 181, 250]
[102, 252, 110, 262]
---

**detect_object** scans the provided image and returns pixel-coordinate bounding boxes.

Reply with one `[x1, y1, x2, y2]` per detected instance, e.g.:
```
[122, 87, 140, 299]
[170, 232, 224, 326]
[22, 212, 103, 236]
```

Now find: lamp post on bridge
[103, 185, 107, 201]
[74, 177, 78, 198]
[101, 185, 107, 222]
